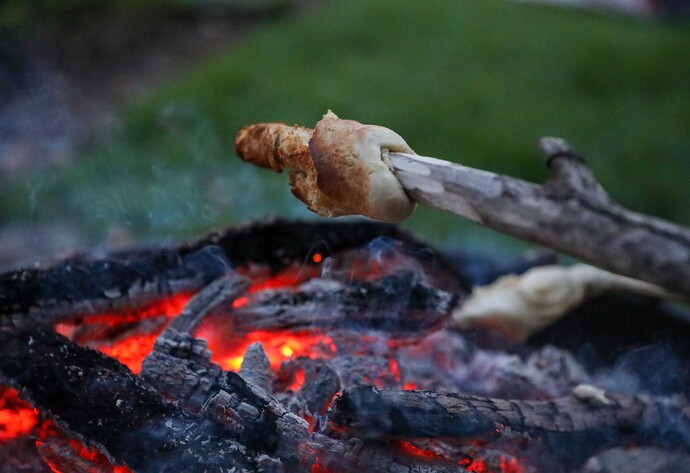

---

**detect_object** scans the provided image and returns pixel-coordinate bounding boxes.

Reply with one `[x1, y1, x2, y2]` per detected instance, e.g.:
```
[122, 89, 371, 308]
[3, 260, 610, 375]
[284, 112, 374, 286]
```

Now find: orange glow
[500, 456, 523, 473]
[37, 421, 133, 473]
[197, 329, 337, 372]
[53, 292, 195, 374]
[98, 333, 161, 374]
[403, 382, 418, 390]
[398, 441, 446, 461]
[465, 461, 489, 473]
[460, 454, 524, 473]
[243, 267, 319, 293]
[311, 461, 334, 473]
[388, 358, 401, 382]
[226, 356, 244, 373]
[288, 368, 306, 391]
[312, 253, 323, 264]
[55, 292, 192, 334]
[0, 387, 37, 442]
[232, 296, 249, 308]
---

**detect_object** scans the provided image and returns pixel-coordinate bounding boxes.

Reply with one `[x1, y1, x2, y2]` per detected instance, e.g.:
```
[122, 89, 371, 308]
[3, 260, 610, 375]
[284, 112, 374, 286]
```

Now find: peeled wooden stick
[235, 114, 690, 297]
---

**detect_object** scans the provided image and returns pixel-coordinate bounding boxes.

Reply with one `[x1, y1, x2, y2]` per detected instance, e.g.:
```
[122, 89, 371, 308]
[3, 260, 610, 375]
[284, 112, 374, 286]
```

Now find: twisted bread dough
[235, 111, 415, 222]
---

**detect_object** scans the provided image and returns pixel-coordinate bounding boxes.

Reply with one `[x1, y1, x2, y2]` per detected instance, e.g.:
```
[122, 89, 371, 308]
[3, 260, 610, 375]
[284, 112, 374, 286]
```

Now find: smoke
[597, 343, 689, 396]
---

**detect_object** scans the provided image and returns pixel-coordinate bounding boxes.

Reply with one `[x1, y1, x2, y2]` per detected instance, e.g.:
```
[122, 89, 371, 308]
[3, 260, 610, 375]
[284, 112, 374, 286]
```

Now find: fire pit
[1, 218, 690, 473]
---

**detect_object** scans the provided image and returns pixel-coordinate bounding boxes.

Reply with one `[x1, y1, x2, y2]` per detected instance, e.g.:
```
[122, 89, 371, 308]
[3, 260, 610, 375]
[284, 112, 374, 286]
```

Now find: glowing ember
[37, 421, 133, 473]
[239, 265, 321, 294]
[3, 245, 534, 472]
[397, 441, 446, 461]
[388, 358, 402, 382]
[500, 456, 523, 473]
[460, 454, 524, 473]
[55, 292, 192, 335]
[311, 461, 334, 473]
[288, 367, 306, 391]
[98, 333, 161, 374]
[232, 296, 249, 308]
[200, 330, 337, 372]
[0, 387, 37, 442]
[52, 292, 195, 374]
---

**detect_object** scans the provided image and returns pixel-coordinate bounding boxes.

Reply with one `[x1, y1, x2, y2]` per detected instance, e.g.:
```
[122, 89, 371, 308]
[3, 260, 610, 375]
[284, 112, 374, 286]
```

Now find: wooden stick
[389, 139, 690, 297]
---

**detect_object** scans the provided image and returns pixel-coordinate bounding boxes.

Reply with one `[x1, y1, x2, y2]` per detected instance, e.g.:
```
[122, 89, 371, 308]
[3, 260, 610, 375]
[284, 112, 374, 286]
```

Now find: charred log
[239, 342, 275, 394]
[140, 274, 249, 410]
[298, 360, 341, 416]
[329, 386, 690, 452]
[139, 277, 314, 470]
[0, 218, 462, 325]
[231, 274, 457, 334]
[0, 246, 225, 326]
[315, 439, 469, 473]
[0, 328, 254, 472]
[181, 217, 443, 271]
[140, 275, 473, 472]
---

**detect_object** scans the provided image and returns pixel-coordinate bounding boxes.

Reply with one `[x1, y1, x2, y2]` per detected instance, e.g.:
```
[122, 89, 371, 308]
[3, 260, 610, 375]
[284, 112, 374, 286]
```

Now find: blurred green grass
[2, 0, 690, 252]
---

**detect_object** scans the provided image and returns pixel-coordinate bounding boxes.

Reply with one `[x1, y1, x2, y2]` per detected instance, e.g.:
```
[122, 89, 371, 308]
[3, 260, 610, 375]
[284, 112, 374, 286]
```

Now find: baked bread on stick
[235, 113, 690, 301]
[235, 111, 416, 222]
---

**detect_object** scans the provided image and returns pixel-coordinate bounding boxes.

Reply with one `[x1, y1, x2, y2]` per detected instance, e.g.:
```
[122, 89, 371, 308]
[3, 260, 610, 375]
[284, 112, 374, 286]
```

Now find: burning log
[0, 246, 217, 327]
[2, 218, 690, 472]
[0, 328, 255, 472]
[236, 114, 690, 297]
[239, 342, 276, 393]
[139, 274, 472, 473]
[141, 272, 314, 469]
[0, 218, 459, 324]
[230, 274, 457, 334]
[328, 386, 690, 453]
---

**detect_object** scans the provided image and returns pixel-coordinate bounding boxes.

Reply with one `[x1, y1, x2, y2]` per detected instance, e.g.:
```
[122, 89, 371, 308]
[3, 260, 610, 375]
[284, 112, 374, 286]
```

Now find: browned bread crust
[235, 112, 415, 222]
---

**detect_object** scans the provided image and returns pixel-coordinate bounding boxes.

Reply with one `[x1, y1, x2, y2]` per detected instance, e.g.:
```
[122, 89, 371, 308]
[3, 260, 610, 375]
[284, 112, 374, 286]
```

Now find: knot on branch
[540, 137, 611, 204]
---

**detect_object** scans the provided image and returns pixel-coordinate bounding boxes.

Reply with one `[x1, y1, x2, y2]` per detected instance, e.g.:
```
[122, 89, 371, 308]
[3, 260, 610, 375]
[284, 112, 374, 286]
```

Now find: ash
[1, 219, 689, 473]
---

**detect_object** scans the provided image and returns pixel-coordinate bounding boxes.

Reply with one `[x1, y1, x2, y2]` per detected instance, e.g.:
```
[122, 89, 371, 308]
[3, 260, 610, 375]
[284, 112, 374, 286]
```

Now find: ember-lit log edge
[0, 218, 459, 325]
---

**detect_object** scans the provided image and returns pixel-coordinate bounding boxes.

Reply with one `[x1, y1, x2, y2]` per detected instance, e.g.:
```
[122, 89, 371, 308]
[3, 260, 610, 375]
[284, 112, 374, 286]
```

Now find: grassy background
[2, 0, 689, 253]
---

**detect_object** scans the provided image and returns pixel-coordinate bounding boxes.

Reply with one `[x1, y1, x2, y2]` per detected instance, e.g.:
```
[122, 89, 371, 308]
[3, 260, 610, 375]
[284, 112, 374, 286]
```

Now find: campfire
[2, 218, 690, 473]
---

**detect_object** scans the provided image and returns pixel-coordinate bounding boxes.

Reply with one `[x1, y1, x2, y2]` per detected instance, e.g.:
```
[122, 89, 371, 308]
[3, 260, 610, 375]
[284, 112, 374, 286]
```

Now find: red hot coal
[1, 219, 690, 473]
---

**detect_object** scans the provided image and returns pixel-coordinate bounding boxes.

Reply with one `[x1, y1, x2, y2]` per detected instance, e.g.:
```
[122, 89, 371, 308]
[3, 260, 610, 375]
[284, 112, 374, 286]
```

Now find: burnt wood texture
[0, 219, 459, 324]
[2, 219, 690, 473]
[0, 328, 254, 472]
[329, 386, 690, 450]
